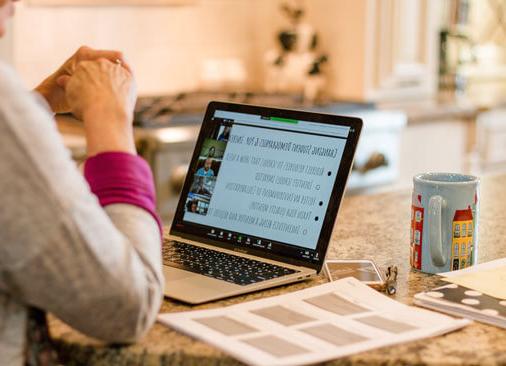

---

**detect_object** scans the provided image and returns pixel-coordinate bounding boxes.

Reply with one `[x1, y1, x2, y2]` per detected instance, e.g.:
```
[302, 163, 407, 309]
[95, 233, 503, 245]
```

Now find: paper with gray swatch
[158, 278, 469, 366]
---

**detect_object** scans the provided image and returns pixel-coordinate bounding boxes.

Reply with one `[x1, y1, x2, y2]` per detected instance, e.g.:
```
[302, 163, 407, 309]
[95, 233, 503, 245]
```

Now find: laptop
[163, 101, 362, 304]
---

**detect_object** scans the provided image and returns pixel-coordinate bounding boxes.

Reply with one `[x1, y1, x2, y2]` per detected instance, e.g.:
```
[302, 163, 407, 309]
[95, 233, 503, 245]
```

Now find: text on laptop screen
[181, 109, 350, 252]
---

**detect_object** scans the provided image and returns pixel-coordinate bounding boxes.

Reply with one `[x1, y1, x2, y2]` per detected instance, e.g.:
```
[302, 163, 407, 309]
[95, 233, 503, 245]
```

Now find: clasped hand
[35, 46, 137, 156]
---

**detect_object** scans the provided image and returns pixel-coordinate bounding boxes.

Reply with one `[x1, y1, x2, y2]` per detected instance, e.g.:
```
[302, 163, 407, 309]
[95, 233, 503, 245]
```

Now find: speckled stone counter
[48, 175, 506, 365]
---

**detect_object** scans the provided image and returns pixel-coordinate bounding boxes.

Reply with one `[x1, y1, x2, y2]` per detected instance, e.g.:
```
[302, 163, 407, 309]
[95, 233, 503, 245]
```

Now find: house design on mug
[451, 206, 474, 271]
[410, 194, 424, 270]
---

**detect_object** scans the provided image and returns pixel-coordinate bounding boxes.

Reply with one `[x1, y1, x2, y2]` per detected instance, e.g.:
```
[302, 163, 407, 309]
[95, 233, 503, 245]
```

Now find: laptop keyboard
[163, 241, 299, 286]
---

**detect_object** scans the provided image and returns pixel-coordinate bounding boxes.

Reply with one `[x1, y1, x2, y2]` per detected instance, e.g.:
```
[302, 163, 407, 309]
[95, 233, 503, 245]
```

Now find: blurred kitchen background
[1, 0, 506, 222]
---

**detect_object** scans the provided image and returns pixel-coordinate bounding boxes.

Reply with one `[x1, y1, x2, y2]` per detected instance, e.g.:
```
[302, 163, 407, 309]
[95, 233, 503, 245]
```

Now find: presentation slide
[184, 123, 346, 249]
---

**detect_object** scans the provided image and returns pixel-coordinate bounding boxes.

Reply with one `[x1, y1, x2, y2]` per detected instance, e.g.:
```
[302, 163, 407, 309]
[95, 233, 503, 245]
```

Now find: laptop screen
[171, 102, 362, 271]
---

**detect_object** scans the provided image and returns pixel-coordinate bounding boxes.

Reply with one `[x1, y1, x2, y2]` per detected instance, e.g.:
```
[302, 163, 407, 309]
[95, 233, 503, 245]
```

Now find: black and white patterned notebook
[414, 283, 506, 329]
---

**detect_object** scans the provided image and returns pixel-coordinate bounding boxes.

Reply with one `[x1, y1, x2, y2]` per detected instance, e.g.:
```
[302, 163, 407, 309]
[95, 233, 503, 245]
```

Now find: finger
[56, 74, 71, 89]
[113, 56, 134, 75]
[77, 48, 133, 74]
[60, 45, 93, 75]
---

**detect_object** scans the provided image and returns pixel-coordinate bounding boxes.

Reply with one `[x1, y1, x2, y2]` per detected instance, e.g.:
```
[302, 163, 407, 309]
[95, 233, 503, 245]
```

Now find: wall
[9, 0, 262, 94]
[304, 0, 367, 100]
[250, 0, 368, 100]
[5, 0, 369, 98]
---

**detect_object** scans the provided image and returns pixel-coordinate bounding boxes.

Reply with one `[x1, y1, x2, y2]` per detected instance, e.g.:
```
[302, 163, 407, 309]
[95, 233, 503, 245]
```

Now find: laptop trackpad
[163, 265, 196, 281]
[163, 266, 240, 304]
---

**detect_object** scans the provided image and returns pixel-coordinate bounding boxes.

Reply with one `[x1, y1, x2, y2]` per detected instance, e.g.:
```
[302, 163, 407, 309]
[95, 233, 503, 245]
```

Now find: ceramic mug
[410, 173, 479, 274]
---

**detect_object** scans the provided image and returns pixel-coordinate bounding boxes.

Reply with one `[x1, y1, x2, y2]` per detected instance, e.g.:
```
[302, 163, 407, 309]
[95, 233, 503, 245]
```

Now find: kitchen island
[49, 174, 506, 366]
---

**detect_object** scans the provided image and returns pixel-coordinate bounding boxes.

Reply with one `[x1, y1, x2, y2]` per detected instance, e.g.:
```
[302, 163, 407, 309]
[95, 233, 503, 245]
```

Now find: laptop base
[163, 265, 315, 304]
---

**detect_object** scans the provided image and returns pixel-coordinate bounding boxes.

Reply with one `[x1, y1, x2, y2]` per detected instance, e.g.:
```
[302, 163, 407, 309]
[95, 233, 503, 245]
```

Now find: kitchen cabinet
[141, 134, 198, 221]
[365, 0, 441, 101]
[398, 119, 468, 187]
[378, 98, 479, 190]
[320, 0, 441, 102]
[476, 108, 506, 174]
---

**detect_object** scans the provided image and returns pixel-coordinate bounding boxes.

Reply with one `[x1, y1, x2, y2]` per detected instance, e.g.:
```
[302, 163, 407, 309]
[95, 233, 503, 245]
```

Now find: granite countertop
[48, 175, 506, 366]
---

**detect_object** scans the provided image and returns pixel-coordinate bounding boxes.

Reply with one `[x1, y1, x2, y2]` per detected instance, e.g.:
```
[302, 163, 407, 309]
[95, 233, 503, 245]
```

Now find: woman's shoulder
[0, 61, 27, 98]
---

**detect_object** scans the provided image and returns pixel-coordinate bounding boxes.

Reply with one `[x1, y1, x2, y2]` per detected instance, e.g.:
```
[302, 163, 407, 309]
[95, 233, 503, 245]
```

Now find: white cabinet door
[398, 120, 467, 188]
[364, 0, 441, 101]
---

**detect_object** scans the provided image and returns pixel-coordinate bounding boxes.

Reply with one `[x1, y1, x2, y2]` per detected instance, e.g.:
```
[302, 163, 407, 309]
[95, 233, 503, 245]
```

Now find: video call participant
[186, 199, 199, 213]
[191, 176, 211, 196]
[206, 146, 216, 158]
[217, 126, 231, 142]
[196, 158, 215, 177]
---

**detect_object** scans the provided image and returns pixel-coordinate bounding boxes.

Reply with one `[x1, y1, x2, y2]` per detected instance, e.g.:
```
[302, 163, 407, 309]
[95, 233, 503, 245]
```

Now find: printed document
[158, 278, 469, 366]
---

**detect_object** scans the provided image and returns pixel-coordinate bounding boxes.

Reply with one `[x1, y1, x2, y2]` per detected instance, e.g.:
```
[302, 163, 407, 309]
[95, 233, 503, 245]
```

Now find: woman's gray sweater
[0, 62, 164, 366]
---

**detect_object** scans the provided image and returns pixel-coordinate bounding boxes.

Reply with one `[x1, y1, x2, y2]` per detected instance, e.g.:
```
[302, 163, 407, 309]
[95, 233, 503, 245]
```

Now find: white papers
[158, 278, 470, 366]
[440, 258, 506, 299]
[444, 267, 506, 299]
[439, 257, 506, 277]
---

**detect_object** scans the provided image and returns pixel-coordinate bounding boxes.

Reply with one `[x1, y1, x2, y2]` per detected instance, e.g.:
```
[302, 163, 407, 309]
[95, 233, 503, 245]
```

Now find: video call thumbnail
[214, 125, 231, 142]
[184, 123, 231, 216]
[185, 193, 211, 215]
[200, 138, 227, 160]
[195, 158, 221, 177]
[190, 175, 216, 197]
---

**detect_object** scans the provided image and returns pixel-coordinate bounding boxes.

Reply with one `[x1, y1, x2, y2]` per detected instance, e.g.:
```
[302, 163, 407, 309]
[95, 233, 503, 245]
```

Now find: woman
[0, 1, 163, 365]
[207, 145, 216, 158]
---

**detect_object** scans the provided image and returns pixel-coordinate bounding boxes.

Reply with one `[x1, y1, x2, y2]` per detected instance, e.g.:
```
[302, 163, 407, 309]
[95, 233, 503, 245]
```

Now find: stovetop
[134, 91, 375, 128]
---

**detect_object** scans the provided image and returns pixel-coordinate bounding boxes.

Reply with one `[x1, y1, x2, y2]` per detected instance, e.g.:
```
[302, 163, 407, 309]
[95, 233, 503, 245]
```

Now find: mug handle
[428, 195, 447, 267]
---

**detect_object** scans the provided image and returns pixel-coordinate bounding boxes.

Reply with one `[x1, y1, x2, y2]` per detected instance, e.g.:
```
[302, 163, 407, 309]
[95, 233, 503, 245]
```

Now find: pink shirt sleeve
[84, 152, 162, 236]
